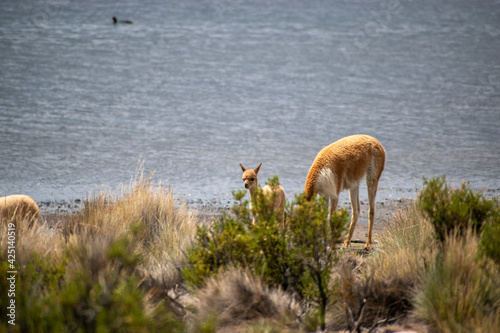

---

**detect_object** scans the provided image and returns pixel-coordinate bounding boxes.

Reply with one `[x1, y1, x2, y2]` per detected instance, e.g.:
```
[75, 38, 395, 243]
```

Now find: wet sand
[198, 199, 411, 241]
[40, 198, 413, 248]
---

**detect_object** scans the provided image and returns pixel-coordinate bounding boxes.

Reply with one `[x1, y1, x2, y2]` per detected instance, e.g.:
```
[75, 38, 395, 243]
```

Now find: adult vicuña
[304, 134, 385, 249]
[240, 163, 286, 225]
[0, 194, 40, 224]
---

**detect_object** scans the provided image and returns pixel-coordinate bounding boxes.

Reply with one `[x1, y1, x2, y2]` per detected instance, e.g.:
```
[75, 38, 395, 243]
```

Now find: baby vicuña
[240, 163, 286, 225]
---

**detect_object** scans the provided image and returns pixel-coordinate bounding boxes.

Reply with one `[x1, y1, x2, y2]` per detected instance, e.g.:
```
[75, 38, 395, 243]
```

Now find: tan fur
[240, 163, 286, 225]
[304, 135, 385, 248]
[0, 195, 40, 223]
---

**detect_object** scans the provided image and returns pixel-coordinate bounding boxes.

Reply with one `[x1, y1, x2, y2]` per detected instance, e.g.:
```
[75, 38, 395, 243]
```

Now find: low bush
[287, 194, 348, 330]
[479, 197, 500, 266]
[412, 177, 500, 331]
[183, 178, 348, 330]
[417, 176, 496, 242]
[414, 231, 500, 332]
[182, 185, 291, 291]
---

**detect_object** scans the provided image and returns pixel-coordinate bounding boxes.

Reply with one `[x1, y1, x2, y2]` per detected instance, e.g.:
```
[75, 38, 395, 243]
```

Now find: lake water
[1, 0, 499, 211]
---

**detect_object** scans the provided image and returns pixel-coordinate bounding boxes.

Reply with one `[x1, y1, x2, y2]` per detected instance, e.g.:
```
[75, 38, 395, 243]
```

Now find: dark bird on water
[112, 17, 133, 24]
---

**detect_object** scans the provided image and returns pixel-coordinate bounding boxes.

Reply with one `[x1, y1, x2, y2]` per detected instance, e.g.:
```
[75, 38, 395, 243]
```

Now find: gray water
[1, 0, 499, 210]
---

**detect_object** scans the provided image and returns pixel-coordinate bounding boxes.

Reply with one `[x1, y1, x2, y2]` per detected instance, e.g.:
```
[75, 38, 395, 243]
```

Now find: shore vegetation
[1, 173, 499, 332]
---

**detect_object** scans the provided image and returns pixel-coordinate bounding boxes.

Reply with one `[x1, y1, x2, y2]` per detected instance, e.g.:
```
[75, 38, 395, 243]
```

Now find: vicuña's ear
[254, 163, 262, 175]
[240, 164, 246, 172]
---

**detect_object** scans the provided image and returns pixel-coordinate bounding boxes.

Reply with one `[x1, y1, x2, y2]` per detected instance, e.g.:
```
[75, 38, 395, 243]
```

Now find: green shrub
[287, 194, 348, 330]
[417, 176, 496, 242]
[479, 198, 500, 265]
[183, 177, 348, 331]
[1, 233, 184, 333]
[183, 214, 253, 287]
[265, 175, 281, 188]
[0, 254, 68, 332]
[414, 178, 500, 331]
[414, 232, 500, 332]
[183, 187, 290, 290]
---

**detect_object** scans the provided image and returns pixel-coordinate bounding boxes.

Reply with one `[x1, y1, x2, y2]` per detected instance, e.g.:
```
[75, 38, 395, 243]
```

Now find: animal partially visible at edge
[240, 163, 286, 225]
[304, 134, 385, 249]
[0, 195, 40, 224]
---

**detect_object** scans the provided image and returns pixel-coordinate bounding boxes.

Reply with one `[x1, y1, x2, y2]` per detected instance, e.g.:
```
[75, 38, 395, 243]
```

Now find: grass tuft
[0, 168, 197, 332]
[413, 230, 500, 332]
[329, 201, 436, 331]
[65, 171, 198, 265]
[195, 267, 301, 330]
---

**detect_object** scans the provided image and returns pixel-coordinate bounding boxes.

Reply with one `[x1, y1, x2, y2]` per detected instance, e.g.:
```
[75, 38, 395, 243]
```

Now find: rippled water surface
[1, 0, 499, 208]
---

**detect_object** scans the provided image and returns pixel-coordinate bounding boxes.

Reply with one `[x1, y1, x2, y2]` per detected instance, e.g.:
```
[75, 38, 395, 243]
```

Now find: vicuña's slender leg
[329, 196, 339, 221]
[328, 196, 339, 246]
[343, 185, 360, 247]
[366, 173, 380, 248]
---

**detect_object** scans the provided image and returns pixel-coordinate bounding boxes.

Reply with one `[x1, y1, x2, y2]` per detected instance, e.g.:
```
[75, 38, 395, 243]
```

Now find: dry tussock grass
[195, 267, 301, 329]
[0, 215, 65, 266]
[329, 202, 436, 330]
[1, 168, 200, 328]
[414, 230, 500, 332]
[368, 202, 437, 283]
[330, 199, 500, 332]
[57, 171, 200, 305]
[333, 259, 417, 331]
[64, 170, 198, 264]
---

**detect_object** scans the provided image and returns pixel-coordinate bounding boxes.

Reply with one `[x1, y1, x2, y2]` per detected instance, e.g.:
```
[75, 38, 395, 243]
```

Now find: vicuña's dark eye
[250, 178, 255, 181]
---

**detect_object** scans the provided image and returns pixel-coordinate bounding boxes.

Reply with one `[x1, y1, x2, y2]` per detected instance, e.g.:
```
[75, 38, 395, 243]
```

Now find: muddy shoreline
[40, 198, 413, 246]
